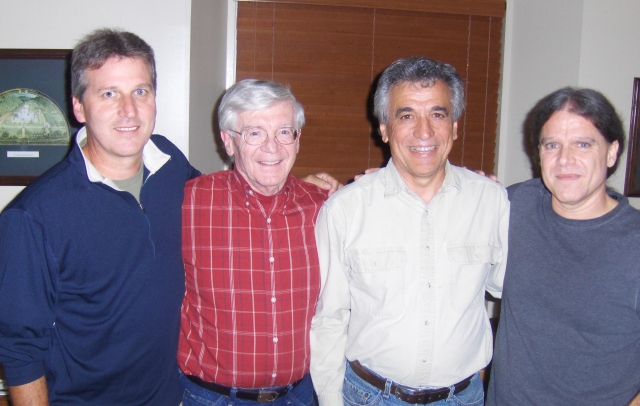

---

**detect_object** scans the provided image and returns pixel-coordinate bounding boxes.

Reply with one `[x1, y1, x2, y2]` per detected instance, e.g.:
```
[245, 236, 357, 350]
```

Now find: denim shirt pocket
[447, 244, 499, 313]
[347, 248, 406, 317]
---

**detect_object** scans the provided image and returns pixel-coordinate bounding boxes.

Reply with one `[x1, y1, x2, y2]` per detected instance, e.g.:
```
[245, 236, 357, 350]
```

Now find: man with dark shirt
[0, 29, 199, 405]
[487, 87, 640, 406]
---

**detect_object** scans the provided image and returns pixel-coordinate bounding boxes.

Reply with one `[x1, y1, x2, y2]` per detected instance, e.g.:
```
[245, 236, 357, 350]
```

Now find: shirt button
[424, 246, 430, 251]
[245, 201, 249, 206]
[269, 257, 274, 263]
[267, 218, 271, 224]
[422, 359, 427, 363]
[271, 296, 276, 303]
[272, 372, 277, 378]
[424, 320, 429, 326]
[273, 337, 278, 343]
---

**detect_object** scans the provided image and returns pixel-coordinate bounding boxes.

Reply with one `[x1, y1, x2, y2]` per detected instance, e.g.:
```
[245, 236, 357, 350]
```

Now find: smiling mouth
[259, 160, 281, 166]
[410, 146, 436, 153]
[115, 126, 140, 132]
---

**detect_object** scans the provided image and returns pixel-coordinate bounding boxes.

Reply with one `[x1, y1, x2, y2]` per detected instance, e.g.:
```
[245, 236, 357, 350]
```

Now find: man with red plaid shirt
[178, 79, 329, 406]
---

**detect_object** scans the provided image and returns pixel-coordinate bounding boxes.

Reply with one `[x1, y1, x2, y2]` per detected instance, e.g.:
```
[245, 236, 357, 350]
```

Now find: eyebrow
[97, 83, 153, 91]
[431, 106, 449, 115]
[394, 105, 450, 117]
[540, 136, 598, 144]
[394, 107, 415, 117]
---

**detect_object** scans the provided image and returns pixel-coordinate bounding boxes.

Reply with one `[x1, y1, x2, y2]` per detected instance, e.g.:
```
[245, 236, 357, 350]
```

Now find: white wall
[188, 0, 231, 174]
[499, 0, 640, 208]
[497, 0, 584, 186]
[0, 0, 192, 209]
[578, 0, 640, 205]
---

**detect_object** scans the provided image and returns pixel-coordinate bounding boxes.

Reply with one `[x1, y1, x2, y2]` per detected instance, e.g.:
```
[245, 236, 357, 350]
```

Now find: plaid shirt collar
[230, 167, 296, 214]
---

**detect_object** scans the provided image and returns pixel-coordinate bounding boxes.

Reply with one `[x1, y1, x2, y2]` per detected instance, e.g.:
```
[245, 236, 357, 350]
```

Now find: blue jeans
[179, 371, 315, 406]
[342, 362, 484, 406]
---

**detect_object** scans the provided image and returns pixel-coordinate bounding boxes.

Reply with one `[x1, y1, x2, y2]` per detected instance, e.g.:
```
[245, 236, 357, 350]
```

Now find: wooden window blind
[236, 0, 504, 183]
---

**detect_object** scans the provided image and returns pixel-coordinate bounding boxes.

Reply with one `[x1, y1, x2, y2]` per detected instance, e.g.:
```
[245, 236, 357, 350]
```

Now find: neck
[551, 189, 618, 220]
[396, 166, 446, 205]
[82, 143, 143, 181]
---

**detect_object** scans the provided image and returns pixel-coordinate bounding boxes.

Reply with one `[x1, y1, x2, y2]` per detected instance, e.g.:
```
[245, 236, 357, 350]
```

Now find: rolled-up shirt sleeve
[310, 201, 351, 406]
[0, 209, 56, 386]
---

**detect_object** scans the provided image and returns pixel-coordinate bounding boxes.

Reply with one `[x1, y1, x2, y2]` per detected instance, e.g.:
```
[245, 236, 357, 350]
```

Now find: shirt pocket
[447, 244, 499, 313]
[347, 248, 406, 317]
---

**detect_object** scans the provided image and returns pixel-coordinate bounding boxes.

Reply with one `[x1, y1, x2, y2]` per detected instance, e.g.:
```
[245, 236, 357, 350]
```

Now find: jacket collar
[75, 126, 171, 189]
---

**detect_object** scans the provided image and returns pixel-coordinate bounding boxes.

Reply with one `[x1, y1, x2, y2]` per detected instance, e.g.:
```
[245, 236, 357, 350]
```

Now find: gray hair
[374, 57, 465, 124]
[72, 28, 157, 100]
[219, 79, 305, 131]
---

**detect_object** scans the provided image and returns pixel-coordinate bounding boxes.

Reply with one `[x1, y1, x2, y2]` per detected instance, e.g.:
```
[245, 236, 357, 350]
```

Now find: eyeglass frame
[226, 126, 301, 146]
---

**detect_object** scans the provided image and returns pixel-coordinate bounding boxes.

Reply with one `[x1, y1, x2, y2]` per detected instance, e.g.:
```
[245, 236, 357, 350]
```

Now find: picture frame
[0, 49, 78, 186]
[624, 78, 640, 196]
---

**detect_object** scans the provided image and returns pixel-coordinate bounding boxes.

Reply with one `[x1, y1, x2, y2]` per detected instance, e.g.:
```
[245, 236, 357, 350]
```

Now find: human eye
[543, 142, 559, 149]
[102, 91, 115, 99]
[277, 127, 296, 143]
[245, 128, 263, 137]
[577, 142, 591, 148]
[242, 127, 266, 144]
[134, 88, 147, 96]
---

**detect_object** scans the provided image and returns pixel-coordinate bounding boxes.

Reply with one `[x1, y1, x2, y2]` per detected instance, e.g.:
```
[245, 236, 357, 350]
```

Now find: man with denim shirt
[310, 57, 509, 406]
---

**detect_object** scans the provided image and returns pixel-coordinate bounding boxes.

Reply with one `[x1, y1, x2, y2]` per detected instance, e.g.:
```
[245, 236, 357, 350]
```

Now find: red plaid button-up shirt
[178, 169, 327, 388]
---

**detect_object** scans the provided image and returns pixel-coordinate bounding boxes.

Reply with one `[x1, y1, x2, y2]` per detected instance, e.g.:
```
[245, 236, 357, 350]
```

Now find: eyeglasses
[227, 126, 300, 146]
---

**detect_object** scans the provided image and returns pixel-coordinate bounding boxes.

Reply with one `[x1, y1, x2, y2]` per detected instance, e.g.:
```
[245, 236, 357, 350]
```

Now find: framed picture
[0, 49, 78, 186]
[624, 78, 640, 196]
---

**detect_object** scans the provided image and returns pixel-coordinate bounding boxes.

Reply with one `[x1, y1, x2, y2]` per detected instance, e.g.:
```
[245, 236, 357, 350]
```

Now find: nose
[119, 95, 137, 119]
[557, 145, 575, 166]
[415, 117, 434, 140]
[260, 133, 281, 153]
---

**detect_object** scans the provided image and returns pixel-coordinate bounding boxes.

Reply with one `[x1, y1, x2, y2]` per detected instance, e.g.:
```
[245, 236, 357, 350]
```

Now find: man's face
[221, 101, 300, 196]
[539, 110, 619, 215]
[72, 57, 156, 165]
[379, 81, 458, 190]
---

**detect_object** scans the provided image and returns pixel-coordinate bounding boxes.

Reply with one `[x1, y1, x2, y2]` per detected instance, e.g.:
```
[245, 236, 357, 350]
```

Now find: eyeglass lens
[243, 127, 298, 145]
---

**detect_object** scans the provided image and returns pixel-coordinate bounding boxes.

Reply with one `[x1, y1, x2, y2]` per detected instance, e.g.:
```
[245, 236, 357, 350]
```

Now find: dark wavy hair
[526, 87, 625, 178]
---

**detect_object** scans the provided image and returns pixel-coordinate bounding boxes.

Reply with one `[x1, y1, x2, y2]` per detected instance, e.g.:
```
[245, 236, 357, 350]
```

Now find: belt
[349, 360, 473, 405]
[186, 375, 302, 403]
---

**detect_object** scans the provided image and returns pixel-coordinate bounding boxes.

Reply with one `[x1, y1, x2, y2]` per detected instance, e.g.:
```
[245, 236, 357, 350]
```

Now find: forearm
[9, 376, 49, 406]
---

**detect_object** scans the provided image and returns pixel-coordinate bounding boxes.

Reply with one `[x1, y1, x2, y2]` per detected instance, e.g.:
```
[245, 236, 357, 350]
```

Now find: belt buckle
[257, 390, 280, 402]
[396, 386, 421, 396]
